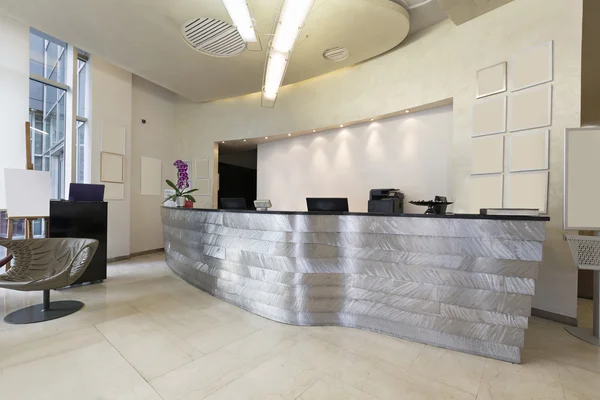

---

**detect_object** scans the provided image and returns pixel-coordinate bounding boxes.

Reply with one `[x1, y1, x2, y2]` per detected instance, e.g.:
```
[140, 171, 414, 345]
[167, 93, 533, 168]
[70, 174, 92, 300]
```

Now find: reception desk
[161, 207, 549, 363]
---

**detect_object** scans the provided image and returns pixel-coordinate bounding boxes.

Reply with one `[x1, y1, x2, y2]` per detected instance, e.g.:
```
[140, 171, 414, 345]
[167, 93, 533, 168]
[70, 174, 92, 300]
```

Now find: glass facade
[1, 29, 90, 249]
[76, 56, 88, 183]
[29, 30, 68, 200]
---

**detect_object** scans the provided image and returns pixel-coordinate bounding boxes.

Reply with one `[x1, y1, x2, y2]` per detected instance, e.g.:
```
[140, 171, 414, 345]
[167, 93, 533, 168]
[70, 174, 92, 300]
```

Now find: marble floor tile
[131, 293, 223, 338]
[476, 356, 564, 400]
[559, 363, 600, 400]
[287, 335, 475, 400]
[297, 375, 378, 400]
[184, 314, 273, 353]
[0, 303, 138, 348]
[408, 345, 486, 395]
[1, 255, 599, 400]
[310, 325, 424, 372]
[96, 313, 204, 380]
[525, 321, 600, 374]
[0, 326, 105, 370]
[203, 351, 322, 400]
[150, 324, 302, 400]
[0, 341, 162, 400]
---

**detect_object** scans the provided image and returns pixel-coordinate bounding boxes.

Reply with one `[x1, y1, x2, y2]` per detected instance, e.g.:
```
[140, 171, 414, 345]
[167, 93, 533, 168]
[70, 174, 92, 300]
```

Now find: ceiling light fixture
[30, 127, 50, 135]
[265, 136, 269, 139]
[272, 0, 315, 53]
[222, 141, 226, 143]
[288, 133, 292, 136]
[243, 139, 247, 142]
[264, 52, 287, 95]
[261, 0, 315, 107]
[312, 129, 316, 132]
[340, 125, 344, 128]
[370, 118, 374, 121]
[221, 0, 257, 43]
[405, 110, 410, 113]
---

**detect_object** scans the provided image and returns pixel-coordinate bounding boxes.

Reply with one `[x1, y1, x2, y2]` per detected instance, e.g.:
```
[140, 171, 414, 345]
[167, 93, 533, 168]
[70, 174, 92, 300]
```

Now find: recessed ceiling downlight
[181, 18, 246, 57]
[323, 46, 350, 62]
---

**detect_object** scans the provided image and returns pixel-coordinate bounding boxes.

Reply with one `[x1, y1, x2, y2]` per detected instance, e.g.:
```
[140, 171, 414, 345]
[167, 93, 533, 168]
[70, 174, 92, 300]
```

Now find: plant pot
[176, 196, 186, 207]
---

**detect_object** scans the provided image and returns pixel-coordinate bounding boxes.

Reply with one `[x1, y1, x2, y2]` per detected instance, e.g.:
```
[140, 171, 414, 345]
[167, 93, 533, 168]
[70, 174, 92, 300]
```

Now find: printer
[368, 188, 404, 215]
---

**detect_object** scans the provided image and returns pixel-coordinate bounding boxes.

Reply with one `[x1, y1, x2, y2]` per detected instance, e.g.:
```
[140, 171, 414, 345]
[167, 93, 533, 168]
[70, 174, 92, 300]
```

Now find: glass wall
[1, 29, 90, 248]
[29, 30, 69, 200]
[76, 55, 88, 183]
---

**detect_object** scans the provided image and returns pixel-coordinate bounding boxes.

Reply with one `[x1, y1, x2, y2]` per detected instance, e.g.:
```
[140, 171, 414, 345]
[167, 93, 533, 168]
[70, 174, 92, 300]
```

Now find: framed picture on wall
[101, 152, 125, 183]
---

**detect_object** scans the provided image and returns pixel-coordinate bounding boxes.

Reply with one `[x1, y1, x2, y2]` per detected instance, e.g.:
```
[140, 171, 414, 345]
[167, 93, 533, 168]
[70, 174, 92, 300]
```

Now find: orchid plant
[163, 160, 198, 203]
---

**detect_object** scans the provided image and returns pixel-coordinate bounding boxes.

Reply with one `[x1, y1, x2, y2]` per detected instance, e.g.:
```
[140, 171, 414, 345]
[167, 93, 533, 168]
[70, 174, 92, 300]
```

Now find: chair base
[565, 326, 600, 346]
[4, 301, 84, 324]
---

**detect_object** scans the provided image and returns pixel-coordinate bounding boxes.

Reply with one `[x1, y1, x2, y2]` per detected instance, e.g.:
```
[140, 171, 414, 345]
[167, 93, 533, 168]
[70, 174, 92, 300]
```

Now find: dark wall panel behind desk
[218, 162, 257, 210]
[49, 201, 108, 285]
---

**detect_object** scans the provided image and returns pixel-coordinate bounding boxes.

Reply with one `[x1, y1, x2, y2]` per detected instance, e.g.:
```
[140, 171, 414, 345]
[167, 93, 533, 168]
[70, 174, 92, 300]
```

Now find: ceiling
[437, 0, 513, 25]
[0, 0, 418, 102]
[219, 97, 453, 153]
[0, 0, 511, 103]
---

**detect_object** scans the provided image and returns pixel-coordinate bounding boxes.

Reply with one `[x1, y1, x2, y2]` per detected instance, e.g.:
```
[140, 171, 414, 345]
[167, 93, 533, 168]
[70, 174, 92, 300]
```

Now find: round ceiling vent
[181, 18, 246, 57]
[323, 47, 350, 62]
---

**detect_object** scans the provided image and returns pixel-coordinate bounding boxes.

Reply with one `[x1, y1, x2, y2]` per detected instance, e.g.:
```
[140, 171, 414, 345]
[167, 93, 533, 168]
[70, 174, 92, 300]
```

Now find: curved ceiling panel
[0, 0, 410, 102]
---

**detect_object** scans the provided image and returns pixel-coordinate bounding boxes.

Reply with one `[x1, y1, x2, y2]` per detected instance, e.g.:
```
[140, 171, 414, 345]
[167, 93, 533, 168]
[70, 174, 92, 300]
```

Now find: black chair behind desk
[49, 200, 108, 285]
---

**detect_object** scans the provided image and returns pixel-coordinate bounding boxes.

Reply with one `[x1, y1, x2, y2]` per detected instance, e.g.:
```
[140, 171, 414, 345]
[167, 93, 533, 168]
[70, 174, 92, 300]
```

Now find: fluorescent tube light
[272, 0, 315, 53]
[264, 51, 287, 95]
[30, 127, 49, 135]
[222, 0, 257, 43]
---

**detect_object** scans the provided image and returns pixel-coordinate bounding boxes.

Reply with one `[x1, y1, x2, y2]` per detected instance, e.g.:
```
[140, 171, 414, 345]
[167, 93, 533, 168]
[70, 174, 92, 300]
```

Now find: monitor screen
[220, 198, 247, 210]
[306, 198, 349, 212]
[68, 183, 105, 202]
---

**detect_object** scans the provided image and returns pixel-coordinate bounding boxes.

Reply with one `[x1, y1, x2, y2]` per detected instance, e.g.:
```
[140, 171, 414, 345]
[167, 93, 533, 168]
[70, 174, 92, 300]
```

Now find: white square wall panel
[565, 128, 600, 230]
[4, 169, 51, 218]
[195, 159, 209, 179]
[194, 179, 211, 196]
[506, 171, 549, 214]
[140, 157, 162, 195]
[477, 62, 507, 99]
[469, 174, 503, 213]
[101, 152, 125, 183]
[104, 183, 124, 201]
[511, 41, 553, 92]
[472, 135, 504, 174]
[509, 85, 552, 132]
[509, 129, 549, 172]
[472, 96, 506, 137]
[101, 124, 126, 155]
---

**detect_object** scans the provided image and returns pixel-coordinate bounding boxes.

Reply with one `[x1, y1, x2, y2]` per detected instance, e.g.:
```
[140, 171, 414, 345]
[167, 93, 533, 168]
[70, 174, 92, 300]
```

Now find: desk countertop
[162, 206, 550, 222]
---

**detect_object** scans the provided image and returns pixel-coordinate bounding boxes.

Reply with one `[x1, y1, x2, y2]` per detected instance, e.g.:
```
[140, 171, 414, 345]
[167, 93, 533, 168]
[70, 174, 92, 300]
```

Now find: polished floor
[0, 253, 599, 400]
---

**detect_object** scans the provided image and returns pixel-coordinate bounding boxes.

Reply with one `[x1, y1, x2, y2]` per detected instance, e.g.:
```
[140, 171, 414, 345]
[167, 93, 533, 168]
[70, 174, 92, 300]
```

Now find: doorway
[217, 144, 257, 210]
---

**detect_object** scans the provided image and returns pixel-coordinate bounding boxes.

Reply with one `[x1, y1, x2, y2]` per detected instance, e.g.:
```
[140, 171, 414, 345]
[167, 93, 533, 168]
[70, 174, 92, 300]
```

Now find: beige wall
[175, 0, 583, 318]
[130, 76, 177, 254]
[91, 56, 133, 259]
[0, 15, 29, 209]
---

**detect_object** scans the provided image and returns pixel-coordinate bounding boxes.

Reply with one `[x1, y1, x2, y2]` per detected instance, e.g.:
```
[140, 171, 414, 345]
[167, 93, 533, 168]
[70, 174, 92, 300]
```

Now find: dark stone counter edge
[162, 207, 550, 222]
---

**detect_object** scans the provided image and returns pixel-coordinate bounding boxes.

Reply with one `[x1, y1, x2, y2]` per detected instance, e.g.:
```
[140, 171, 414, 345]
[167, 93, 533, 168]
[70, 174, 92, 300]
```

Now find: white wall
[258, 106, 452, 213]
[90, 56, 132, 259]
[0, 15, 29, 209]
[130, 75, 177, 254]
[175, 0, 583, 318]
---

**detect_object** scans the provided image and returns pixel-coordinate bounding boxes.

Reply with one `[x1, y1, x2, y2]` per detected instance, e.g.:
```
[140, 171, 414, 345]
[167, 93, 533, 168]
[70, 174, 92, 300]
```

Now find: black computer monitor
[306, 198, 349, 212]
[68, 183, 105, 202]
[220, 198, 247, 210]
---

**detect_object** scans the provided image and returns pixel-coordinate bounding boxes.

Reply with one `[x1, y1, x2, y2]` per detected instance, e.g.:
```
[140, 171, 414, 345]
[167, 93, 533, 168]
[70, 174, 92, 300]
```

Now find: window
[76, 54, 89, 183]
[29, 29, 69, 200]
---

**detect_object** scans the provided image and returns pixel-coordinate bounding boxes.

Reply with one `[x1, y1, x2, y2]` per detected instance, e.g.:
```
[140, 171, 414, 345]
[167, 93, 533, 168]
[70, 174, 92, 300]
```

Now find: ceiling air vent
[181, 18, 246, 57]
[323, 47, 350, 62]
